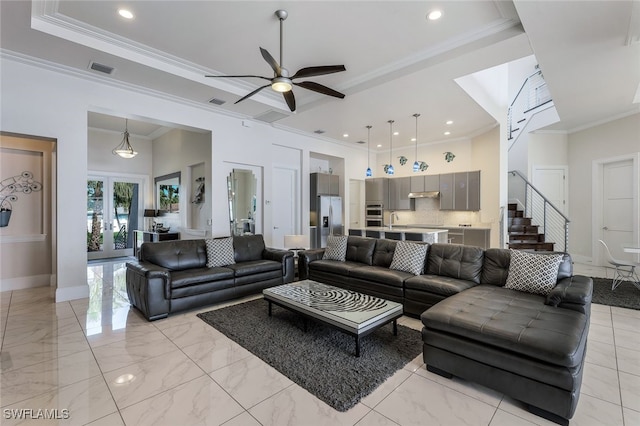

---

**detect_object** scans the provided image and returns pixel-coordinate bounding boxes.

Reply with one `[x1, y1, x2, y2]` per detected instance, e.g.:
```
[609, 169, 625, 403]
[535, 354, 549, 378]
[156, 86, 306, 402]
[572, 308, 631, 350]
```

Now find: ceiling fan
[205, 10, 346, 112]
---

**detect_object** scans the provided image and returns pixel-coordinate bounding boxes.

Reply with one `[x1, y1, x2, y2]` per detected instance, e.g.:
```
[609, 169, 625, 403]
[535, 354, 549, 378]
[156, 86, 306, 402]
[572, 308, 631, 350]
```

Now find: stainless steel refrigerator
[313, 196, 343, 248]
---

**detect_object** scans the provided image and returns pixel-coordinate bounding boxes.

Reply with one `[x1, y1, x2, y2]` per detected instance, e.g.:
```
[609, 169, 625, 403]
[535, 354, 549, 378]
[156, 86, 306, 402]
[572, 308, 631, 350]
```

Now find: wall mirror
[154, 172, 180, 231]
[227, 169, 256, 236]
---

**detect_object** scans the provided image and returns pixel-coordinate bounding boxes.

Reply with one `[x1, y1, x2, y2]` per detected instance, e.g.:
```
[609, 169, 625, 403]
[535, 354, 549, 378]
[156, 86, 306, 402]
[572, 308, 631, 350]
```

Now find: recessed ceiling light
[411, 138, 416, 142]
[343, 133, 349, 138]
[446, 120, 453, 125]
[444, 131, 451, 136]
[393, 131, 399, 136]
[118, 9, 134, 19]
[377, 144, 382, 148]
[427, 10, 442, 21]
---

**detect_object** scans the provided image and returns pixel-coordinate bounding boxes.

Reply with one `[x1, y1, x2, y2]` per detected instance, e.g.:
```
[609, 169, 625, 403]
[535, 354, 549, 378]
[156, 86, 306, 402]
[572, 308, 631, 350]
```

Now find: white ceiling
[1, 1, 638, 148]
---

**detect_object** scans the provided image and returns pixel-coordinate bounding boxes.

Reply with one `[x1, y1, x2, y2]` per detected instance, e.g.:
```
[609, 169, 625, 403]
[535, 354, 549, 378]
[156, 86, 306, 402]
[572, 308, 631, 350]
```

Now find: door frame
[272, 165, 300, 248]
[87, 171, 148, 260]
[592, 153, 640, 265]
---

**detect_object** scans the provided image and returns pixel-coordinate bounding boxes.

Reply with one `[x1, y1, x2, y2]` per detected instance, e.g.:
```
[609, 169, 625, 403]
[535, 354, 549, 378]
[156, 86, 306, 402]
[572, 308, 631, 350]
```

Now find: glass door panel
[87, 179, 105, 255]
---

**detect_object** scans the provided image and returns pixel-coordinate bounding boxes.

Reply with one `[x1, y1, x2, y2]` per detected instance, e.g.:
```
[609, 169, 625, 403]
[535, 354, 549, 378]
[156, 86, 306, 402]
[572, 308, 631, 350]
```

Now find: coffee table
[263, 280, 403, 357]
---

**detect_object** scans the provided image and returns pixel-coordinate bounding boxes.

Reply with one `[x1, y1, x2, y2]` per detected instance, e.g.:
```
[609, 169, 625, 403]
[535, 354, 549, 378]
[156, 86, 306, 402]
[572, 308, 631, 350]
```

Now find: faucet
[389, 212, 399, 230]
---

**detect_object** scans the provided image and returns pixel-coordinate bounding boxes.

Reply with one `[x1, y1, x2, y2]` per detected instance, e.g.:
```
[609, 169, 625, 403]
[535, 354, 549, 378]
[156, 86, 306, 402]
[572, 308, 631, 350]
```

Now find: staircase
[507, 203, 554, 251]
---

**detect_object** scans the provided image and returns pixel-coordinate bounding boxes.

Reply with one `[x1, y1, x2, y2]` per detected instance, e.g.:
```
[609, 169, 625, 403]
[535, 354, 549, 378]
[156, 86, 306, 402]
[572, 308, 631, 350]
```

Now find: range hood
[408, 191, 440, 199]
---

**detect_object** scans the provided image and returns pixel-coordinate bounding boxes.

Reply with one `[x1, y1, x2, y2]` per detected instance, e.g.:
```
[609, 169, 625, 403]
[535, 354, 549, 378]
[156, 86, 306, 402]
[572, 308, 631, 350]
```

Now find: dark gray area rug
[197, 298, 423, 412]
[591, 278, 640, 310]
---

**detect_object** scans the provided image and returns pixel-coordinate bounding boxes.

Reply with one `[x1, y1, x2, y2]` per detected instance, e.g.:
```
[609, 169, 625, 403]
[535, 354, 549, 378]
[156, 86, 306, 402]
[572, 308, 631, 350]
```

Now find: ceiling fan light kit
[205, 10, 346, 112]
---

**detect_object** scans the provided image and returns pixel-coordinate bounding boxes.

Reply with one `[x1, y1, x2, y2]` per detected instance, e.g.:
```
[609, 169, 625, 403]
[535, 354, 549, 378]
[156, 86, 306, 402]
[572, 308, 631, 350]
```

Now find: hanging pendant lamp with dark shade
[365, 125, 373, 177]
[112, 118, 138, 159]
[413, 113, 420, 172]
[387, 120, 395, 175]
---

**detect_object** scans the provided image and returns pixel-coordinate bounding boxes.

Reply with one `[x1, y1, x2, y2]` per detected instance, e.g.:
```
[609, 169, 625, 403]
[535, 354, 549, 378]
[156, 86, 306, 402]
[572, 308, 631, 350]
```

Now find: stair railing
[508, 68, 553, 141]
[508, 170, 569, 252]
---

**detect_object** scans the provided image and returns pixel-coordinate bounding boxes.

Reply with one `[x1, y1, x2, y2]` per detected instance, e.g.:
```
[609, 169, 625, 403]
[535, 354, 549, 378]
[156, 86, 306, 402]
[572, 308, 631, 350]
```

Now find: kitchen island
[348, 227, 448, 243]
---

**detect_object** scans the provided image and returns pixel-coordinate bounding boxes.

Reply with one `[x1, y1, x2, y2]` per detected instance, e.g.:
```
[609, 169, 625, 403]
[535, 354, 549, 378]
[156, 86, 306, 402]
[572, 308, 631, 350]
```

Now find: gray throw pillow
[323, 235, 348, 262]
[505, 249, 563, 296]
[205, 237, 236, 267]
[389, 241, 428, 275]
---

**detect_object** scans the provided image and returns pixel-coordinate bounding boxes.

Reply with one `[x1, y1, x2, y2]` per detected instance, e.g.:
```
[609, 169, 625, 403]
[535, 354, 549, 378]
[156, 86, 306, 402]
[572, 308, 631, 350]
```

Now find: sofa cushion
[505, 250, 563, 296]
[323, 235, 348, 261]
[310, 259, 362, 276]
[170, 267, 234, 289]
[389, 241, 428, 275]
[233, 234, 266, 262]
[421, 285, 588, 368]
[345, 236, 376, 265]
[226, 259, 281, 277]
[481, 248, 511, 286]
[349, 266, 412, 288]
[405, 274, 478, 297]
[141, 239, 207, 271]
[372, 239, 397, 268]
[206, 237, 236, 267]
[426, 243, 484, 284]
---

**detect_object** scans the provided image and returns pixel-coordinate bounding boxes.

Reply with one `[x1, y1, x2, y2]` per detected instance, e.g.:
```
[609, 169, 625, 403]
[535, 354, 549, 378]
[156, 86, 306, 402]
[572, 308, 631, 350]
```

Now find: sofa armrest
[125, 261, 171, 320]
[263, 248, 295, 283]
[546, 275, 593, 315]
[298, 249, 325, 280]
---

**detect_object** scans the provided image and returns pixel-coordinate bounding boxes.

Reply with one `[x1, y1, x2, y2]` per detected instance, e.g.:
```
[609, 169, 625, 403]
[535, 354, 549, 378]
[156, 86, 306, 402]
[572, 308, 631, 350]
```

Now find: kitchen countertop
[404, 224, 492, 230]
[351, 227, 448, 234]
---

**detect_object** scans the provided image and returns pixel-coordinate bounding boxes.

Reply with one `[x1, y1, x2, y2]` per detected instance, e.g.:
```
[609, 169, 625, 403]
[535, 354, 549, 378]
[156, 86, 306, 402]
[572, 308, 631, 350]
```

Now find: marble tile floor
[0, 259, 639, 425]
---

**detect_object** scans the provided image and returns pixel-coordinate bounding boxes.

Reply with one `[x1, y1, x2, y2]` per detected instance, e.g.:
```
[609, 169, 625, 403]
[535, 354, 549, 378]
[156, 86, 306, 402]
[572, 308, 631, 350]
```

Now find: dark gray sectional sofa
[126, 234, 294, 321]
[298, 235, 592, 425]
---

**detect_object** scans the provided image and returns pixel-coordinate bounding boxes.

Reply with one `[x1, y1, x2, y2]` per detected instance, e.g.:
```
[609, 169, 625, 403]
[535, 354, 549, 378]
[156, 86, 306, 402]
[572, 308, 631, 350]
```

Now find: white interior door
[532, 166, 568, 215]
[272, 166, 297, 248]
[601, 159, 634, 262]
[87, 175, 143, 260]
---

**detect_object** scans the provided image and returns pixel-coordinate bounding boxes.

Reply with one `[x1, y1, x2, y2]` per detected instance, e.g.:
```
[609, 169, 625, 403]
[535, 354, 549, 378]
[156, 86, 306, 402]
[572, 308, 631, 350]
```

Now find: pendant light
[365, 125, 373, 177]
[112, 119, 138, 159]
[387, 120, 395, 175]
[412, 113, 420, 172]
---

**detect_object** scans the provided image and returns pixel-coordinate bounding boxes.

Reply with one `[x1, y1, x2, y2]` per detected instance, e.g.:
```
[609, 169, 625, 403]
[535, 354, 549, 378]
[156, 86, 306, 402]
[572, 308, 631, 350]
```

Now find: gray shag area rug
[197, 298, 423, 412]
[591, 278, 640, 310]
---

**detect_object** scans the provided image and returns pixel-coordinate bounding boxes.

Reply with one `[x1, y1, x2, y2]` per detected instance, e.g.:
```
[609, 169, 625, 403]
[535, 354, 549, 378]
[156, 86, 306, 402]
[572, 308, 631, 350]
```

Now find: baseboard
[55, 284, 89, 302]
[0, 274, 51, 292]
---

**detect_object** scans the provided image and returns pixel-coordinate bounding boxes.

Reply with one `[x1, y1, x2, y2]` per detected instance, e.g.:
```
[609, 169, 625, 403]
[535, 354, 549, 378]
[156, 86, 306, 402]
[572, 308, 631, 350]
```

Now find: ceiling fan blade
[291, 65, 346, 79]
[294, 81, 345, 99]
[234, 84, 271, 104]
[206, 74, 271, 81]
[283, 90, 296, 112]
[260, 47, 281, 76]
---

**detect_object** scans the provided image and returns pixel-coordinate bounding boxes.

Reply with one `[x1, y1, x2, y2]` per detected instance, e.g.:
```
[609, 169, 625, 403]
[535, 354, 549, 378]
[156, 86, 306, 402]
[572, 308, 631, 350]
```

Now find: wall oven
[365, 204, 383, 227]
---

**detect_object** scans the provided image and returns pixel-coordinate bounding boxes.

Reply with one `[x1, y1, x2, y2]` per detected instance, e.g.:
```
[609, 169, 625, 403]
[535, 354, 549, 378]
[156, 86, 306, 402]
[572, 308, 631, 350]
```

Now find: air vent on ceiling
[88, 61, 115, 75]
[253, 110, 289, 123]
[313, 129, 326, 134]
[356, 140, 366, 144]
[208, 97, 226, 105]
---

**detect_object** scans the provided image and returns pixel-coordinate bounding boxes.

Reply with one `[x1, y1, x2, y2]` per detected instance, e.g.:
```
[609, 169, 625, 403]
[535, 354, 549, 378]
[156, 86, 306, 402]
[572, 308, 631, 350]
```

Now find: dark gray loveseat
[298, 236, 592, 424]
[126, 234, 294, 320]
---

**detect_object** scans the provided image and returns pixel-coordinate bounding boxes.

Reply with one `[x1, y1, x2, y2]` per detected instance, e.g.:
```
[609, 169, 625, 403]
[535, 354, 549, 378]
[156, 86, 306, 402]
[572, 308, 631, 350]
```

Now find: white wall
[567, 113, 640, 260]
[0, 57, 366, 301]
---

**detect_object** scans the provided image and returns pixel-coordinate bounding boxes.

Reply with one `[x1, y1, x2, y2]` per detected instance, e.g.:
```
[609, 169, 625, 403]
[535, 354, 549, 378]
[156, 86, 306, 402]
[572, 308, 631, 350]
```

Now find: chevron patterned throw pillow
[323, 235, 348, 261]
[390, 241, 428, 275]
[505, 249, 563, 296]
[205, 237, 236, 268]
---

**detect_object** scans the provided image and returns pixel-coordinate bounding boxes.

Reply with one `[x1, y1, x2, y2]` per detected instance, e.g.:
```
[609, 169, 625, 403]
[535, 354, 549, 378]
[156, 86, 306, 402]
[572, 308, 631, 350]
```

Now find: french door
[87, 175, 143, 260]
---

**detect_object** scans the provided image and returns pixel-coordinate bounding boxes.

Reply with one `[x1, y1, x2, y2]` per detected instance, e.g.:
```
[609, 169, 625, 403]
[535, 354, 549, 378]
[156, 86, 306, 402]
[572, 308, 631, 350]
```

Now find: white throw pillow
[505, 249, 563, 296]
[205, 237, 236, 268]
[389, 241, 428, 275]
[323, 235, 348, 262]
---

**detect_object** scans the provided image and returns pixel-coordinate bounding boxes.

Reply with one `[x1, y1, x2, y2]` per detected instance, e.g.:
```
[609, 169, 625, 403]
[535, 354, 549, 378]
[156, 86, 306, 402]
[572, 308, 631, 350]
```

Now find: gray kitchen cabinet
[440, 171, 480, 211]
[446, 228, 464, 244]
[365, 178, 389, 206]
[424, 174, 440, 191]
[463, 228, 489, 249]
[410, 175, 425, 193]
[311, 173, 339, 195]
[439, 173, 454, 210]
[389, 177, 413, 210]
